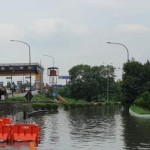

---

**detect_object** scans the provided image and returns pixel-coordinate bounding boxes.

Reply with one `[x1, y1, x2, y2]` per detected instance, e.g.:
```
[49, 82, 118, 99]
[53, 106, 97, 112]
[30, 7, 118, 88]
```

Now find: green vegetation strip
[130, 105, 150, 115]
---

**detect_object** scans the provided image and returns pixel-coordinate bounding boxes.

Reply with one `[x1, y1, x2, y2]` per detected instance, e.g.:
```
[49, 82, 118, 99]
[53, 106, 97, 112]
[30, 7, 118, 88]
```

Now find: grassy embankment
[2, 94, 120, 111]
[130, 105, 150, 115]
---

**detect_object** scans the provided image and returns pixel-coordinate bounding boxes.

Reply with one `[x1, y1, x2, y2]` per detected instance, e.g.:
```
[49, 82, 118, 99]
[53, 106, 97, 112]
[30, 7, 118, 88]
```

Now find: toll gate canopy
[0, 63, 44, 89]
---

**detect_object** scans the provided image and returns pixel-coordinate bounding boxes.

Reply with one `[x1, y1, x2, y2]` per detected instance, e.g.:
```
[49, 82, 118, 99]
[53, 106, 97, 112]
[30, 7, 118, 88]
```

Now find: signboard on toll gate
[58, 76, 69, 79]
[0, 82, 3, 86]
[6, 77, 12, 79]
[17, 81, 22, 85]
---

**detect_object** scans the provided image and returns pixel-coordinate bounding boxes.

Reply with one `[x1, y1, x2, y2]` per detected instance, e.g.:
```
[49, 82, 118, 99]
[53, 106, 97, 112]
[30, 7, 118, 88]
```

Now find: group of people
[0, 87, 7, 100]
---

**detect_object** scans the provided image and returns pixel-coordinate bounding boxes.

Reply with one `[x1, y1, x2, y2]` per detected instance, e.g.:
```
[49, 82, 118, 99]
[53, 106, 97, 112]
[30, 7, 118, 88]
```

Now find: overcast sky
[0, 0, 150, 84]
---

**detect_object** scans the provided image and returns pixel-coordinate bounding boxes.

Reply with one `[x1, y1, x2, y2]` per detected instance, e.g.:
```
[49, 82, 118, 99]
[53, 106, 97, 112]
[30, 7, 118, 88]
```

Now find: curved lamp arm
[107, 42, 129, 62]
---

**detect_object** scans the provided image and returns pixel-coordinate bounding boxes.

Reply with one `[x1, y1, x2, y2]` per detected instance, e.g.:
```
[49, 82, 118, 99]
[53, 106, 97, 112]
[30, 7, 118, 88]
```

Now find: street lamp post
[43, 54, 55, 85]
[107, 42, 129, 62]
[100, 66, 110, 102]
[43, 54, 57, 100]
[107, 70, 109, 102]
[43, 55, 55, 67]
[10, 40, 32, 91]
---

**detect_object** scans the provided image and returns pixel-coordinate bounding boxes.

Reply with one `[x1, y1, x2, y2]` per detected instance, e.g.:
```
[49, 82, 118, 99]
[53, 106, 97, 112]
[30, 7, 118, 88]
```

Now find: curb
[129, 108, 150, 118]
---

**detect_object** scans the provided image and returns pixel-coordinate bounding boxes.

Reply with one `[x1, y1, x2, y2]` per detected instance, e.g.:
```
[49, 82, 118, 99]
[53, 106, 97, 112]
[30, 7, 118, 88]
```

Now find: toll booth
[0, 63, 44, 90]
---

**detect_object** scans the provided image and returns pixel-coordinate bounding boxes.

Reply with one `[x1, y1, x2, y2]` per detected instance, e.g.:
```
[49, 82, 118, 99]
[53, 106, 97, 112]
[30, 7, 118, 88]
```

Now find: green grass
[7, 96, 26, 102]
[32, 94, 49, 101]
[130, 105, 150, 115]
[32, 103, 59, 111]
[5, 94, 50, 103]
[3, 94, 120, 110]
[64, 98, 87, 104]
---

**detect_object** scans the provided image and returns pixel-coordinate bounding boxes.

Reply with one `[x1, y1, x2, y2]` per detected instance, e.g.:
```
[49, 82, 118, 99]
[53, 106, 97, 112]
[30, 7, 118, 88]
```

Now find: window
[28, 66, 32, 69]
[20, 66, 24, 69]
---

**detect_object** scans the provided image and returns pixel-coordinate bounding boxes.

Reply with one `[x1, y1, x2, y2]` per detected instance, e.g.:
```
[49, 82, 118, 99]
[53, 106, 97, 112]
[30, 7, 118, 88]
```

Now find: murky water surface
[1, 105, 150, 150]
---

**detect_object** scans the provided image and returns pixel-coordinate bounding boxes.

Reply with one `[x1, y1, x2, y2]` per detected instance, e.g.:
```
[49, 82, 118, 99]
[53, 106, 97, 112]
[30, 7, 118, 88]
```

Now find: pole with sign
[58, 76, 70, 85]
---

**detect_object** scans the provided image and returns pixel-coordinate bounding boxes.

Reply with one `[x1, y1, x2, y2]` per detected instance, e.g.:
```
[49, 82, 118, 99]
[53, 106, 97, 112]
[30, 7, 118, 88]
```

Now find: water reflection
[0, 142, 38, 150]
[0, 103, 15, 116]
[69, 106, 124, 150]
[122, 108, 150, 149]
[69, 106, 116, 142]
[36, 105, 124, 150]
[1, 105, 150, 149]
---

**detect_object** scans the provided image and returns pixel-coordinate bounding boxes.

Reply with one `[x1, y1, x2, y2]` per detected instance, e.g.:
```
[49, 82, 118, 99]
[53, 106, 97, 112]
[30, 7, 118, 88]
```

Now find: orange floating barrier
[12, 124, 40, 142]
[0, 117, 12, 125]
[0, 125, 12, 141]
[0, 117, 40, 142]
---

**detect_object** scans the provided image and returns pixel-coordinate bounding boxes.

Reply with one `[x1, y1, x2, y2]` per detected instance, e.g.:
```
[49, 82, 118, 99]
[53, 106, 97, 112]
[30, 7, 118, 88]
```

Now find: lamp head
[107, 42, 112, 44]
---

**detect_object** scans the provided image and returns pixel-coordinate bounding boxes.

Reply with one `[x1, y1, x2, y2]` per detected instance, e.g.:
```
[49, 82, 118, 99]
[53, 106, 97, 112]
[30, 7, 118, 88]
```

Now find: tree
[68, 64, 91, 100]
[122, 59, 150, 106]
[142, 60, 150, 92]
[67, 64, 116, 101]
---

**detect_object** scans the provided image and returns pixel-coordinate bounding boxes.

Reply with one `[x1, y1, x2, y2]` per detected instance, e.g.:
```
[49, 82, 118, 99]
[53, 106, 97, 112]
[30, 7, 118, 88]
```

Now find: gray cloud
[0, 0, 150, 84]
[116, 24, 150, 34]
[33, 18, 90, 37]
[0, 23, 24, 40]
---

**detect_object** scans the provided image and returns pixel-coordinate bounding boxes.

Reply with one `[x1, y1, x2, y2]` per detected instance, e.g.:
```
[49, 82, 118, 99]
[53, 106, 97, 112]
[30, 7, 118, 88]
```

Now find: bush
[134, 91, 150, 109]
[32, 103, 58, 111]
[32, 103, 45, 110]
[7, 96, 26, 102]
[141, 91, 150, 102]
[45, 103, 58, 110]
[32, 94, 49, 101]
[130, 105, 150, 114]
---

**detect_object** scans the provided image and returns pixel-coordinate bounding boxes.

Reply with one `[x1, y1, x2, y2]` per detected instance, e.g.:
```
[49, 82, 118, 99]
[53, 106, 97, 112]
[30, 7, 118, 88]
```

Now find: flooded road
[1, 105, 150, 150]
